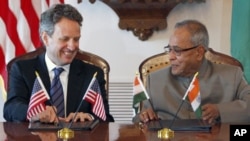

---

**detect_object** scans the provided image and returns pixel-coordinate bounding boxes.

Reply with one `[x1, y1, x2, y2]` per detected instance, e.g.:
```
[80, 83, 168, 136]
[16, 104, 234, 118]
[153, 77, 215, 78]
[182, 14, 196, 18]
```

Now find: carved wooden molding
[78, 0, 205, 41]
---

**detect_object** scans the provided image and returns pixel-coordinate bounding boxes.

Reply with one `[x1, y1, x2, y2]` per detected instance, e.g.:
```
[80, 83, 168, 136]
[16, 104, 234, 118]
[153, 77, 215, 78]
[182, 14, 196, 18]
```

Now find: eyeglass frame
[164, 45, 199, 56]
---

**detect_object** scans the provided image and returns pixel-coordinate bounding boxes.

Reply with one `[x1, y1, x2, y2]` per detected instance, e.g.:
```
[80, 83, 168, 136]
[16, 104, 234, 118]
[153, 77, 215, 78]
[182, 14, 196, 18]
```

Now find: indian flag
[183, 72, 202, 118]
[132, 75, 149, 115]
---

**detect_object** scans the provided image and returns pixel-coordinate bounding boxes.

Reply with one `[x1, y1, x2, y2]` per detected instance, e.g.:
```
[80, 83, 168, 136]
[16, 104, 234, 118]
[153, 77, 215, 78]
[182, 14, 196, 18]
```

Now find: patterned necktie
[50, 67, 65, 117]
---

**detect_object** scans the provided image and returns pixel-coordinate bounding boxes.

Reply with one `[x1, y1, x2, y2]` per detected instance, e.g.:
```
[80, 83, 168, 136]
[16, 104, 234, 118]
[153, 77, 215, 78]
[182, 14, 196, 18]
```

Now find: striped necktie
[50, 67, 65, 117]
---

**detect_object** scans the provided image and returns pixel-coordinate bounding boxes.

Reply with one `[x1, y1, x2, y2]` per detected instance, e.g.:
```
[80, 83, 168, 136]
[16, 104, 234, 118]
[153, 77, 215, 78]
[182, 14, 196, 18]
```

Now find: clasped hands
[139, 103, 220, 124]
[32, 106, 93, 123]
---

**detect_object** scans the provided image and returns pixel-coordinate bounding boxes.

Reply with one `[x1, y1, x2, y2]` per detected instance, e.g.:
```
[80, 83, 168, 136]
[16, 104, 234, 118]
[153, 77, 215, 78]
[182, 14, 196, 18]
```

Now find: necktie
[50, 67, 65, 117]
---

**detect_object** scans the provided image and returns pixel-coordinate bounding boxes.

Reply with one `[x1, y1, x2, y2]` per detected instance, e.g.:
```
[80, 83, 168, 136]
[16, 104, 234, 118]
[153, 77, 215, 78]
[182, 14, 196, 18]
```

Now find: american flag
[0, 0, 64, 100]
[83, 76, 107, 121]
[27, 72, 50, 121]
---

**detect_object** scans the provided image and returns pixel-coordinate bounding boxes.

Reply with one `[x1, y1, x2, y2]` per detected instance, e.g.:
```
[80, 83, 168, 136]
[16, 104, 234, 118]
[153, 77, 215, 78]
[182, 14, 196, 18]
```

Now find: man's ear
[197, 45, 206, 60]
[41, 32, 49, 46]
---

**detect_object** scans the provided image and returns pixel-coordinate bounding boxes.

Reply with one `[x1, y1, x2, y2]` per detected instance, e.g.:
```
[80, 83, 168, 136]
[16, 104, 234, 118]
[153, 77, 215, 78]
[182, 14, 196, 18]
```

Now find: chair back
[139, 48, 243, 86]
[7, 47, 110, 99]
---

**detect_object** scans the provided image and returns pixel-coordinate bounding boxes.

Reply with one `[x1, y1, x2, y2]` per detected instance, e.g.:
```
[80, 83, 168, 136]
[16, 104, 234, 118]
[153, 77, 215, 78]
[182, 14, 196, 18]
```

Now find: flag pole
[136, 72, 149, 99]
[35, 71, 50, 99]
[67, 72, 97, 129]
[135, 72, 156, 115]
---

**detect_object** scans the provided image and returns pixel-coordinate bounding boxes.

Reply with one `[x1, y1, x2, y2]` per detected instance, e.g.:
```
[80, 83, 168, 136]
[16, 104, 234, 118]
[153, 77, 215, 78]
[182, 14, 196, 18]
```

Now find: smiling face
[41, 17, 81, 66]
[169, 27, 205, 77]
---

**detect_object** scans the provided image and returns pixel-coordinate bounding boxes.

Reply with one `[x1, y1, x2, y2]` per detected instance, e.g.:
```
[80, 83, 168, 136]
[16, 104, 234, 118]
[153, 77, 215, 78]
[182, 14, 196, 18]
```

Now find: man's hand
[37, 106, 58, 123]
[202, 104, 220, 124]
[139, 108, 158, 123]
[61, 112, 94, 122]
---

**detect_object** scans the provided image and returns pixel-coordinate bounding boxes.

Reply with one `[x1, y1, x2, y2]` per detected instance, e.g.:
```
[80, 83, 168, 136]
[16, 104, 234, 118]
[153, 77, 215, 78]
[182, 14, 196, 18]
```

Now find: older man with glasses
[133, 19, 250, 125]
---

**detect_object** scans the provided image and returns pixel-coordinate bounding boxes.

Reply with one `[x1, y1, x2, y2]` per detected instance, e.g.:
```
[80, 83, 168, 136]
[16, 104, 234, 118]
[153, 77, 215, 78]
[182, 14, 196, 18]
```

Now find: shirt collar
[45, 53, 70, 73]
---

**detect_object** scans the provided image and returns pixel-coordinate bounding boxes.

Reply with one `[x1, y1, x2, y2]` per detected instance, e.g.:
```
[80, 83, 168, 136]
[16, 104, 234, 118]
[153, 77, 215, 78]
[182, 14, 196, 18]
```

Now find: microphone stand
[149, 98, 175, 140]
[168, 99, 185, 129]
[68, 72, 97, 129]
[147, 99, 164, 129]
[169, 72, 199, 129]
[157, 72, 199, 140]
[67, 99, 84, 129]
[136, 73, 164, 129]
[35, 71, 73, 139]
[52, 97, 75, 140]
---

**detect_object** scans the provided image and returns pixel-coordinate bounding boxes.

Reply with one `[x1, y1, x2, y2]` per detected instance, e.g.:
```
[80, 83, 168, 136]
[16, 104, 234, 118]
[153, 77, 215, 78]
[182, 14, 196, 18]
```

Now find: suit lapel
[35, 53, 51, 93]
[67, 60, 89, 113]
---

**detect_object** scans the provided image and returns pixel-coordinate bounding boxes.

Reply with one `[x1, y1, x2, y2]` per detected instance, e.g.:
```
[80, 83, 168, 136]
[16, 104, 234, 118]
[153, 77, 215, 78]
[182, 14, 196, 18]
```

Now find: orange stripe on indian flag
[188, 78, 200, 102]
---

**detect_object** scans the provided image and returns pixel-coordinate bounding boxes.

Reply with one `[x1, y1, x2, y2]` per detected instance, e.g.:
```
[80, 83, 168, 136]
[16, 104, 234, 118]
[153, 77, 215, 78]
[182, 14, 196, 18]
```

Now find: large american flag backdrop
[0, 0, 64, 99]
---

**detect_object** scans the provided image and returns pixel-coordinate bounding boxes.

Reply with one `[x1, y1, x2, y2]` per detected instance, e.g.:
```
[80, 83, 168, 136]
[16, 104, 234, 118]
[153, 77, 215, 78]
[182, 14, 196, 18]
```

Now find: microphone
[168, 99, 185, 129]
[67, 72, 97, 129]
[136, 73, 164, 129]
[67, 98, 84, 129]
[145, 99, 164, 129]
[169, 72, 199, 129]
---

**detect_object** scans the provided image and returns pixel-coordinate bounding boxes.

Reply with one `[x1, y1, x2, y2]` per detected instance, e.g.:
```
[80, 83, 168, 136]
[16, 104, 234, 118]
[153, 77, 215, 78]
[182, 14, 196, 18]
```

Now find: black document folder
[147, 119, 212, 132]
[28, 119, 99, 131]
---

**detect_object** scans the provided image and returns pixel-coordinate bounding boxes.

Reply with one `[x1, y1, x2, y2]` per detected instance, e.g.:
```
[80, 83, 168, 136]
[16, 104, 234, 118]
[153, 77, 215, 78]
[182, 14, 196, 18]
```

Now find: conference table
[1, 121, 229, 141]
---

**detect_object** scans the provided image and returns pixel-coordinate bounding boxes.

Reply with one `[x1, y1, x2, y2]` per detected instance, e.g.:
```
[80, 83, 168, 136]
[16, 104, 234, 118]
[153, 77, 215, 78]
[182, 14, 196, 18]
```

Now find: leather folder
[28, 119, 99, 131]
[147, 119, 212, 132]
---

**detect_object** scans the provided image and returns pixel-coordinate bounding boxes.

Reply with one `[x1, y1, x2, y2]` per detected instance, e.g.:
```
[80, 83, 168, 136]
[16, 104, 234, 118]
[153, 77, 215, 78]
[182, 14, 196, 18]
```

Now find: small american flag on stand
[83, 72, 106, 121]
[27, 71, 50, 121]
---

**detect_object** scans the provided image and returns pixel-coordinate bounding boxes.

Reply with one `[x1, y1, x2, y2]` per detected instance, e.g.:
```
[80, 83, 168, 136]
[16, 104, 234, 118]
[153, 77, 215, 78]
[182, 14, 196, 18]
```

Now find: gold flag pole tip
[58, 128, 74, 139]
[157, 128, 174, 139]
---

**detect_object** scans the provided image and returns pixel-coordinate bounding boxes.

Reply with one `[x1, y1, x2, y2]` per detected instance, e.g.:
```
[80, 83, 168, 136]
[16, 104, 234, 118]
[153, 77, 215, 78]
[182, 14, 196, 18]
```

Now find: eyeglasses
[164, 45, 199, 56]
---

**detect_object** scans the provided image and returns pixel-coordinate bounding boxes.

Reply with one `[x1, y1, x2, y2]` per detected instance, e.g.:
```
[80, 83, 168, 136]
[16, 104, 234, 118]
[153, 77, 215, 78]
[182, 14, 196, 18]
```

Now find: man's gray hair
[39, 4, 83, 37]
[175, 20, 209, 49]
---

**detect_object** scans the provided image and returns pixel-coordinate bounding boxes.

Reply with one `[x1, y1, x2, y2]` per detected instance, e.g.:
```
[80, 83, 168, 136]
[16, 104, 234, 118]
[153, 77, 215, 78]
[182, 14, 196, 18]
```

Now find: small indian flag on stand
[132, 74, 149, 115]
[183, 72, 202, 118]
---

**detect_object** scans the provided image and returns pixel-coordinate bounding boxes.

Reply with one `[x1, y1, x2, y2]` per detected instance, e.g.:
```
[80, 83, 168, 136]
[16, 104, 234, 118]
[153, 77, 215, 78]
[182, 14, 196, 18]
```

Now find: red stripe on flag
[85, 90, 97, 104]
[21, 1, 42, 48]
[46, 0, 50, 6]
[59, 0, 65, 4]
[0, 0, 27, 56]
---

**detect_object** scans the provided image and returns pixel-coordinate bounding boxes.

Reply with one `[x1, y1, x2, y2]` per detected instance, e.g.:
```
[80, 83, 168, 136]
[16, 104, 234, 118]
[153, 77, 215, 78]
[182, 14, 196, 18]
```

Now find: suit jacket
[133, 59, 250, 123]
[4, 53, 114, 122]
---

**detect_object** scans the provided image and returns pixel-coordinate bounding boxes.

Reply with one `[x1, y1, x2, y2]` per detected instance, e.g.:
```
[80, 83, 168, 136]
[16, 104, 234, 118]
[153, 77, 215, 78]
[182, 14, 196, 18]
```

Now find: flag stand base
[58, 128, 74, 139]
[157, 128, 174, 140]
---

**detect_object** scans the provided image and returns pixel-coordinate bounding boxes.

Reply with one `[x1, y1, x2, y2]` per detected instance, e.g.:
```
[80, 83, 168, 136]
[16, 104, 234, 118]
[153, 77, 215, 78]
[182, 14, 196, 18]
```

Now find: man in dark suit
[4, 4, 114, 123]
